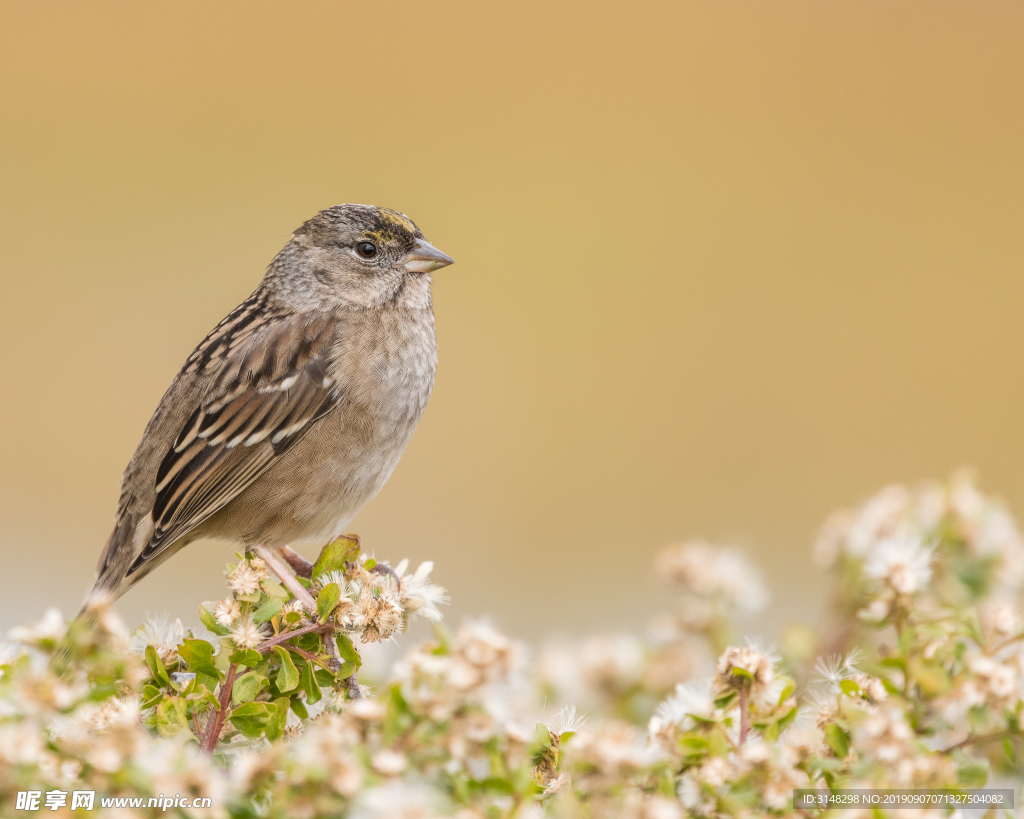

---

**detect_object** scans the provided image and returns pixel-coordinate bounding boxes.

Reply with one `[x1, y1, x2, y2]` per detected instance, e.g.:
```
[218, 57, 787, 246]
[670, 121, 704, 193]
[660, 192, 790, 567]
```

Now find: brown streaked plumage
[90, 204, 454, 602]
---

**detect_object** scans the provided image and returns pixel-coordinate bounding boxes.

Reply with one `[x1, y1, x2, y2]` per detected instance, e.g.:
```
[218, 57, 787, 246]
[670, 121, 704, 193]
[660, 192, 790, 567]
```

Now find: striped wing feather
[126, 314, 339, 577]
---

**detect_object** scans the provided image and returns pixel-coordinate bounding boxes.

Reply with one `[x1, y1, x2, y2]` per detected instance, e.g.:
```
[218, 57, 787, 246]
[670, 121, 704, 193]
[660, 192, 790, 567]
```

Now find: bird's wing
[124, 312, 341, 578]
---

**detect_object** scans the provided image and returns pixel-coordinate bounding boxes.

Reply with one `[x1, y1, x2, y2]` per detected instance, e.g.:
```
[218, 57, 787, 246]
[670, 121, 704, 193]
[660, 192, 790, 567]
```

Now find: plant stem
[256, 622, 333, 654]
[200, 663, 237, 755]
[986, 632, 1024, 657]
[738, 685, 750, 746]
[281, 644, 335, 672]
[942, 729, 1016, 754]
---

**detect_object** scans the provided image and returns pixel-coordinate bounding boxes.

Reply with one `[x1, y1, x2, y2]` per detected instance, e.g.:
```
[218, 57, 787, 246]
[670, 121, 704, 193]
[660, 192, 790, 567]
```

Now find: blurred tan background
[1, 1, 1023, 638]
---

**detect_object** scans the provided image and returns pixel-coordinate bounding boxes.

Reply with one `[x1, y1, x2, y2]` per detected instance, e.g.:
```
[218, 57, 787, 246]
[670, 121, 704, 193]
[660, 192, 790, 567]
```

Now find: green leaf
[195, 671, 220, 694]
[229, 701, 272, 740]
[290, 695, 309, 719]
[284, 610, 302, 626]
[215, 639, 234, 674]
[777, 683, 795, 705]
[730, 666, 753, 681]
[479, 778, 514, 795]
[908, 658, 952, 696]
[186, 682, 220, 710]
[156, 697, 189, 738]
[957, 759, 990, 788]
[824, 723, 850, 758]
[1004, 738, 1016, 764]
[708, 728, 730, 757]
[336, 633, 362, 668]
[141, 684, 163, 710]
[311, 536, 360, 578]
[299, 657, 322, 705]
[839, 679, 861, 697]
[253, 597, 283, 624]
[337, 660, 356, 680]
[274, 646, 300, 692]
[235, 590, 262, 604]
[145, 645, 172, 687]
[231, 671, 268, 705]
[363, 558, 377, 570]
[260, 578, 290, 600]
[177, 638, 221, 680]
[317, 583, 341, 622]
[264, 697, 290, 742]
[230, 648, 264, 669]
[679, 735, 709, 757]
[199, 604, 231, 636]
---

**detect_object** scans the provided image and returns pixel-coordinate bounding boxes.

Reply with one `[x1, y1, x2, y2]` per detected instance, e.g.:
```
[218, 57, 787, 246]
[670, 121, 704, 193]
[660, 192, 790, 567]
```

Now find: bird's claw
[370, 563, 401, 592]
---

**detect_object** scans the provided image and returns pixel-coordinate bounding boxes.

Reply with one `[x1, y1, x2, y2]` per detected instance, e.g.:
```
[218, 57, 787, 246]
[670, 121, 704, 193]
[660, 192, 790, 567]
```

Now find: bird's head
[271, 204, 455, 309]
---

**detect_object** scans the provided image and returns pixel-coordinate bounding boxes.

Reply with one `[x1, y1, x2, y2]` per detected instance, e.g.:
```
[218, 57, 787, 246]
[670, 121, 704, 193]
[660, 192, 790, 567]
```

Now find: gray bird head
[266, 204, 455, 310]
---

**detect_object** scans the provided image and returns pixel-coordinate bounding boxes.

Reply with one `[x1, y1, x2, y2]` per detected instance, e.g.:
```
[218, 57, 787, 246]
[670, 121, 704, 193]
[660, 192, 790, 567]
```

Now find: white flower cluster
[656, 540, 768, 619]
[815, 472, 1024, 594]
[4, 476, 1024, 816]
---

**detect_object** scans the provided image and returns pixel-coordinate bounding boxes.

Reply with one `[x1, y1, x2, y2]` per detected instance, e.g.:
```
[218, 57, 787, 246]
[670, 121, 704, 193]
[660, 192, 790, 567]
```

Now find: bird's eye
[356, 242, 378, 259]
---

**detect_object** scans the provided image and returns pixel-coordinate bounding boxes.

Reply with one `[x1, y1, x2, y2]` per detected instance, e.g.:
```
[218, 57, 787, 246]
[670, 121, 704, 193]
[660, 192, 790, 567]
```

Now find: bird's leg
[280, 545, 314, 579]
[251, 544, 317, 614]
[250, 544, 345, 672]
[370, 563, 402, 592]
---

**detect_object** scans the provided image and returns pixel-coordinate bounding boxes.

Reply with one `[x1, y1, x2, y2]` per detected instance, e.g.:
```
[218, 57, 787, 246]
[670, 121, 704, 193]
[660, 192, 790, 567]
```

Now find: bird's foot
[280, 545, 314, 579]
[251, 544, 317, 615]
[370, 563, 402, 593]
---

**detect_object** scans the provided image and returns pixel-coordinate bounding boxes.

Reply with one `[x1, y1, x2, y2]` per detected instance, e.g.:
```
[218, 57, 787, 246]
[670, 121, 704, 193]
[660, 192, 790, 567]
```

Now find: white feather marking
[132, 514, 155, 554]
[244, 429, 271, 446]
[270, 418, 309, 444]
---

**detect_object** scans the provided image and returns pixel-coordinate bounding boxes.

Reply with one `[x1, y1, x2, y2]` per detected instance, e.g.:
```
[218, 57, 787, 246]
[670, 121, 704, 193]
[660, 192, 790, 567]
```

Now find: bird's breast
[328, 305, 438, 435]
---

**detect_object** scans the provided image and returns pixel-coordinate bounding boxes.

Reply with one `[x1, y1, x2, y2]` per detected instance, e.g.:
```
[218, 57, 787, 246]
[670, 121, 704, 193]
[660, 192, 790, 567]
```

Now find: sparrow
[89, 204, 454, 605]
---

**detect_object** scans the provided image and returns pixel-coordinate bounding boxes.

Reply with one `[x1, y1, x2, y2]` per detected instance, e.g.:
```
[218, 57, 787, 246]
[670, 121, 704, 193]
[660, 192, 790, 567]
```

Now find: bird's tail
[50, 587, 118, 678]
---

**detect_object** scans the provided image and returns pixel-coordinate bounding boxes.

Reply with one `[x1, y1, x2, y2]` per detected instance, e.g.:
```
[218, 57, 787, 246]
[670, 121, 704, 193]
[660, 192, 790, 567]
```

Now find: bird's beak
[403, 238, 455, 274]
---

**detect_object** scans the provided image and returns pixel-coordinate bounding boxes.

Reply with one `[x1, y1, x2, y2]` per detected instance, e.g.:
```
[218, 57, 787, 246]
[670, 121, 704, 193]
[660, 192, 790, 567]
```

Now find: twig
[738, 686, 750, 746]
[256, 622, 334, 654]
[280, 644, 335, 673]
[942, 729, 1016, 754]
[200, 663, 237, 755]
[346, 672, 363, 700]
[986, 632, 1024, 657]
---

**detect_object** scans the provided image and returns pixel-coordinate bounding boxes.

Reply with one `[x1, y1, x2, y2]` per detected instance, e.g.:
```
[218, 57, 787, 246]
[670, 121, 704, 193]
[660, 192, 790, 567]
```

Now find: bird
[87, 203, 454, 608]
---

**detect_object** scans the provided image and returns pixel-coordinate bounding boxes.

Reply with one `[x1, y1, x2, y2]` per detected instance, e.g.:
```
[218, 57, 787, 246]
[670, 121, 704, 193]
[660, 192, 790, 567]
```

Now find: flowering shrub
[2, 473, 1024, 817]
